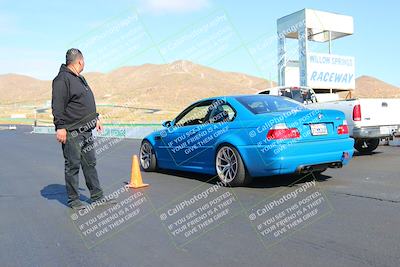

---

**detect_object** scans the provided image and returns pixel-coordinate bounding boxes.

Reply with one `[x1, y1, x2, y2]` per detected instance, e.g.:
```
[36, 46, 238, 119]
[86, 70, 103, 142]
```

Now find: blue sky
[0, 0, 399, 86]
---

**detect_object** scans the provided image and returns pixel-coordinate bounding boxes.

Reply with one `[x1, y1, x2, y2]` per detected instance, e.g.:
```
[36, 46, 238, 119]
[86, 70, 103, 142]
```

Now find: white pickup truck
[259, 86, 400, 154]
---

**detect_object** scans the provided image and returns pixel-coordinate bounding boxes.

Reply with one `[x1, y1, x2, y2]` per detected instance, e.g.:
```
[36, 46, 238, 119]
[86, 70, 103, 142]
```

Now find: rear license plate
[310, 123, 328, 136]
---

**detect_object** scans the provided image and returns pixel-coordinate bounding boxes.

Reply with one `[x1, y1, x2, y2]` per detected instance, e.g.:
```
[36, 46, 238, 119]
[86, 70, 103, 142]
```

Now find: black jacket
[52, 64, 98, 131]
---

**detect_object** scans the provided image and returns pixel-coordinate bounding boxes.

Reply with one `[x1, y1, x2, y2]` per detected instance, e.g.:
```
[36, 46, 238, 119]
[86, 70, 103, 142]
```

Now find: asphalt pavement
[0, 126, 399, 267]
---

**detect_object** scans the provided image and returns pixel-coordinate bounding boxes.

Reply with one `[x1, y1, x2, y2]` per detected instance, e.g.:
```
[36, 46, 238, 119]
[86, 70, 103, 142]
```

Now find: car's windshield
[235, 95, 306, 114]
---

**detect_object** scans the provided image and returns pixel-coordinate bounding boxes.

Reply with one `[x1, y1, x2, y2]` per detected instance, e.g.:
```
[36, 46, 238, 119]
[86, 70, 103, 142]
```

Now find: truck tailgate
[357, 99, 400, 127]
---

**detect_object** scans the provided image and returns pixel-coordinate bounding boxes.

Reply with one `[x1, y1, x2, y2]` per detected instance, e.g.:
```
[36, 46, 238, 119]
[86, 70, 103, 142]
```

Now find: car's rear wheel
[215, 145, 251, 186]
[354, 138, 380, 154]
[140, 140, 157, 172]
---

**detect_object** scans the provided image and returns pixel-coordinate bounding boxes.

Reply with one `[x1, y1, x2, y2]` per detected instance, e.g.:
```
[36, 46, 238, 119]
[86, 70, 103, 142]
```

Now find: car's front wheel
[140, 140, 157, 172]
[215, 145, 251, 186]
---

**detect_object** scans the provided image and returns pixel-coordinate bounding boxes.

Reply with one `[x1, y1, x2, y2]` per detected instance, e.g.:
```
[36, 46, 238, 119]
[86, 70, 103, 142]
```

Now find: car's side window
[175, 102, 213, 127]
[208, 104, 236, 123]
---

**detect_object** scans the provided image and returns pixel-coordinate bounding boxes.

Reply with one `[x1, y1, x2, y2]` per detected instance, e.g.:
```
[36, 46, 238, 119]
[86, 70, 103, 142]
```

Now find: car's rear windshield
[235, 95, 306, 114]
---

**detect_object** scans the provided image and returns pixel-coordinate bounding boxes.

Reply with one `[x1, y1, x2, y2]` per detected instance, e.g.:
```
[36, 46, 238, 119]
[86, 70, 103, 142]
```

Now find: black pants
[62, 130, 103, 205]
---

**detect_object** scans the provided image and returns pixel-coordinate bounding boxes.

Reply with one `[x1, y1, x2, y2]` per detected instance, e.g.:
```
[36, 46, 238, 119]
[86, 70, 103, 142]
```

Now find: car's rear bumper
[237, 138, 354, 177]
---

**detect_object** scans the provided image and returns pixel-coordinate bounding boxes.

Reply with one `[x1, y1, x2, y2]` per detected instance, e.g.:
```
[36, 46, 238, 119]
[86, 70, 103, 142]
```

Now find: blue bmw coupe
[140, 95, 354, 186]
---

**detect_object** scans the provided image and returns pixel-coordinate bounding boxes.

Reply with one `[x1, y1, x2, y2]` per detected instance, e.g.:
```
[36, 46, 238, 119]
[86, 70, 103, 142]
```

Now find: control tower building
[277, 9, 355, 94]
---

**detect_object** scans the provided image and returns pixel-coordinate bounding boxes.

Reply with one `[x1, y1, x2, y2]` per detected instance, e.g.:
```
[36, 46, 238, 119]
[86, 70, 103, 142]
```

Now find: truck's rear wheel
[354, 138, 380, 154]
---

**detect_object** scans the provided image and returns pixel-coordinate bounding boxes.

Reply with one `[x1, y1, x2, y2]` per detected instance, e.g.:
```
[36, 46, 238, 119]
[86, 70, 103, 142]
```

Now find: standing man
[52, 48, 106, 210]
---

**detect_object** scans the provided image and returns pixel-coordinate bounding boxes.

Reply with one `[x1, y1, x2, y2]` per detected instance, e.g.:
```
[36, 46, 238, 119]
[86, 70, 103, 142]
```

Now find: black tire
[139, 140, 157, 172]
[215, 145, 252, 186]
[354, 138, 380, 154]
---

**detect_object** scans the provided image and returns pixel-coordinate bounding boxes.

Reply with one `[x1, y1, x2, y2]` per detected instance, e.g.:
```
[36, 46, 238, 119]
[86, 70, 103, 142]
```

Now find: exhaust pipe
[297, 165, 313, 173]
[297, 161, 343, 173]
[330, 162, 343, 168]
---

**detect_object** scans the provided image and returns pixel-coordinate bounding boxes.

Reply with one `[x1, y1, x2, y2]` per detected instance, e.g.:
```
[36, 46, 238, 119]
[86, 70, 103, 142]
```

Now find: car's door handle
[155, 135, 161, 140]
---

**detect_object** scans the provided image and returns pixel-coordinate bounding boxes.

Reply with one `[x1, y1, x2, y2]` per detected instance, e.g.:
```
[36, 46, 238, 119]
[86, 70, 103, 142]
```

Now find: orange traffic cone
[126, 155, 149, 188]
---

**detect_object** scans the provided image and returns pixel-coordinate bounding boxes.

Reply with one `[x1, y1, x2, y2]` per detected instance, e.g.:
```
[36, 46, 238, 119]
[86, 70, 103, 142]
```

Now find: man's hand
[56, 129, 67, 144]
[96, 119, 103, 132]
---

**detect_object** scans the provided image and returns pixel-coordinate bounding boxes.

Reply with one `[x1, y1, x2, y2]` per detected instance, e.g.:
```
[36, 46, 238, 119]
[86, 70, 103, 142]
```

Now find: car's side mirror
[162, 120, 171, 128]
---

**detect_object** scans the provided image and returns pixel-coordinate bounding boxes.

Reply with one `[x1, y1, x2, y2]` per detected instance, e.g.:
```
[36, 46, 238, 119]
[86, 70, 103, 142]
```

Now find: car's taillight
[337, 120, 349, 135]
[353, 104, 361, 121]
[267, 123, 300, 140]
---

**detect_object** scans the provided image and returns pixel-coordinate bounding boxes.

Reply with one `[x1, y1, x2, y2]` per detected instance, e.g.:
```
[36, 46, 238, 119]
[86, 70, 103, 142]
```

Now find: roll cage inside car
[258, 86, 318, 104]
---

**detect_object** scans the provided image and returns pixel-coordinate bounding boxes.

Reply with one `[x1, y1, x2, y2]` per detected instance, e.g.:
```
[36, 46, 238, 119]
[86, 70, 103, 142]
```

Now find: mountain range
[0, 60, 399, 122]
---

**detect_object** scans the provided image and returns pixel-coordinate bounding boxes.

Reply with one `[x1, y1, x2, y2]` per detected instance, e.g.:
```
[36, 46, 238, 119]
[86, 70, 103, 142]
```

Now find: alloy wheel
[216, 146, 238, 183]
[140, 142, 152, 169]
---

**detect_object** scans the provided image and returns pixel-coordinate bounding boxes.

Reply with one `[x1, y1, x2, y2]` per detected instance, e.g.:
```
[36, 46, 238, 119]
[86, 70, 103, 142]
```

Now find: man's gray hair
[66, 48, 83, 65]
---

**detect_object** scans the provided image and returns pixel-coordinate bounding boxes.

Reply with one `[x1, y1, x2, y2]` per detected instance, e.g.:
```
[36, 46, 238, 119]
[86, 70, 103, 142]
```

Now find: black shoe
[91, 196, 117, 206]
[69, 201, 86, 210]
